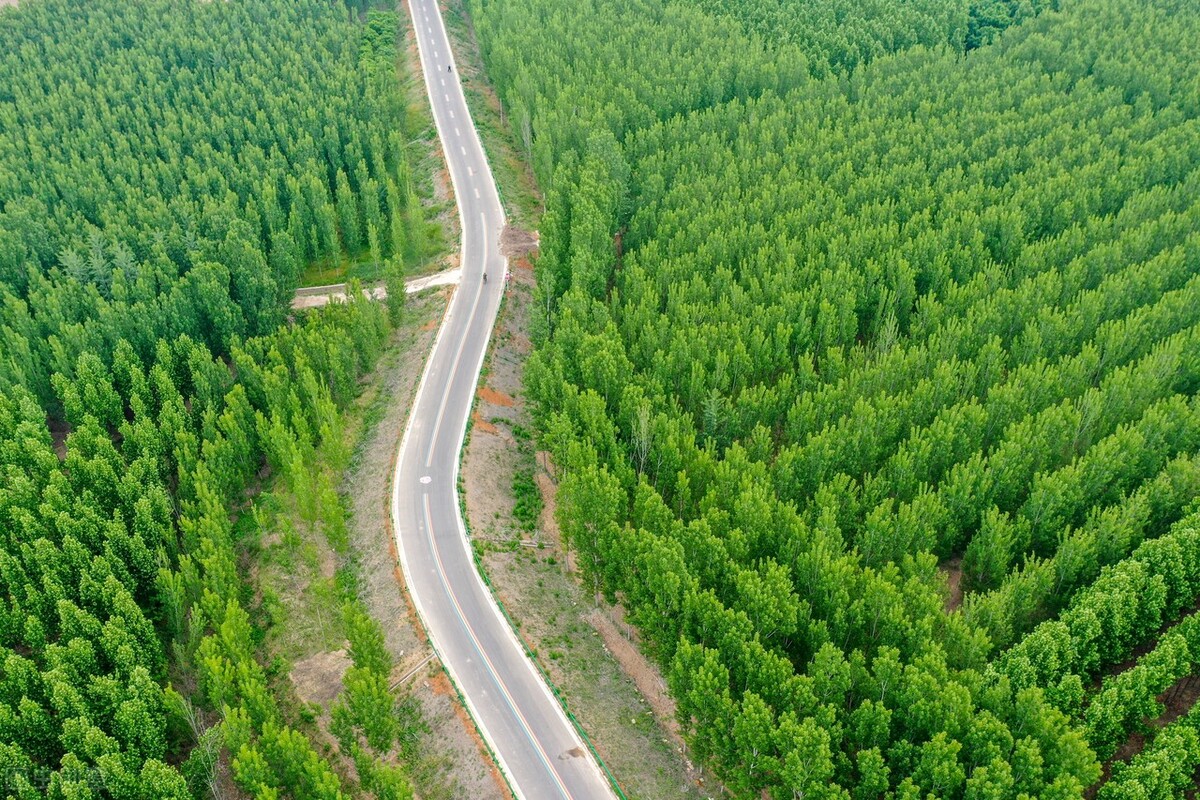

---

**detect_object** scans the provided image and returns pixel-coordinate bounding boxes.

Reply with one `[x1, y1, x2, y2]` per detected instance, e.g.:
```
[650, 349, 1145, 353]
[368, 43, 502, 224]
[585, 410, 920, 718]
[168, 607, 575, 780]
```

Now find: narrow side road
[390, 2, 619, 798]
[290, 268, 462, 310]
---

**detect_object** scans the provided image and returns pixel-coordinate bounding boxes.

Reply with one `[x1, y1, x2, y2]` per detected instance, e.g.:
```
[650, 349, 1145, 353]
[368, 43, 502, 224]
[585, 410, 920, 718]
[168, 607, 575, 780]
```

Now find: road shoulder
[345, 287, 510, 800]
[461, 244, 711, 800]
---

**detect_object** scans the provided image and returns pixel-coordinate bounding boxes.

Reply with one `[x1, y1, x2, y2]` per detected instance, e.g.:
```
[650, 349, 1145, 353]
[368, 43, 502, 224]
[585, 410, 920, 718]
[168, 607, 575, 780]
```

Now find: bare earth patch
[471, 409, 499, 436]
[1091, 600, 1200, 690]
[1083, 601, 1200, 796]
[1089, 674, 1200, 796]
[942, 555, 965, 612]
[500, 225, 539, 260]
[477, 386, 514, 407]
[49, 417, 68, 461]
[290, 649, 352, 707]
[586, 608, 682, 743]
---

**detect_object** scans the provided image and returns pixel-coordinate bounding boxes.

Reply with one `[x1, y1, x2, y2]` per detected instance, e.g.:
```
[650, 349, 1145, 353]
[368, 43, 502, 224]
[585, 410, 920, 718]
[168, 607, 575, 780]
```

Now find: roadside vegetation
[443, 0, 725, 794]
[442, 0, 544, 230]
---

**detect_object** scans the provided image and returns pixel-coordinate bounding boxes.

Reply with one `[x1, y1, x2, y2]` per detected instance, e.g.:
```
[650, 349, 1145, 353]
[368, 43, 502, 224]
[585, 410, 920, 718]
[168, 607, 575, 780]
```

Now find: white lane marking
[444, 93, 450, 102]
[468, 166, 474, 176]
[424, 271, 486, 468]
[474, 187, 480, 198]
[399, 0, 619, 794]
[421, 495, 574, 799]
[398, 3, 554, 798]
[441, 78, 446, 86]
[420, 475, 432, 484]
[443, 210, 613, 794]
[460, 145, 467, 155]
[455, 127, 461, 137]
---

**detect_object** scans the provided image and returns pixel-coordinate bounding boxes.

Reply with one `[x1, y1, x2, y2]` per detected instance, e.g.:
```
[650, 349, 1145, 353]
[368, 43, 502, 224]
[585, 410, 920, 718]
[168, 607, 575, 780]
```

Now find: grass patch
[512, 465, 541, 532]
[298, 216, 448, 287]
[300, 249, 384, 287]
[295, 17, 452, 290]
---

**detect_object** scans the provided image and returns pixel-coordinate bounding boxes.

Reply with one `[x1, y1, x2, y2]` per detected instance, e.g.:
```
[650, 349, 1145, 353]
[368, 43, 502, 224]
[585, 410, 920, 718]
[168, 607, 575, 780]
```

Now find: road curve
[391, 2, 619, 799]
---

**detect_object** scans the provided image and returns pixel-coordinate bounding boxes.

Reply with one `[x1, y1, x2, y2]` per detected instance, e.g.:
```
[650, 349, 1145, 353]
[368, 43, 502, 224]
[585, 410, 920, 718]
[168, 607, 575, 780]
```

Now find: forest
[467, 0, 1200, 795]
[0, 0, 426, 796]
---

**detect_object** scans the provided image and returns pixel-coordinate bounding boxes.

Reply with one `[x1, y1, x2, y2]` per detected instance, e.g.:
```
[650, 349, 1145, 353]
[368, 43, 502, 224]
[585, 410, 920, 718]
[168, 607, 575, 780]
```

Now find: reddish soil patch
[428, 670, 453, 697]
[477, 386, 514, 407]
[472, 409, 498, 435]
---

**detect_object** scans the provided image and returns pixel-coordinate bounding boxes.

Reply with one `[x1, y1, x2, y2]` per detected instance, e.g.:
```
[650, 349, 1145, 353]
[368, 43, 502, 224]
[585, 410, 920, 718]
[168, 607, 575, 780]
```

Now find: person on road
[447, 64, 452, 72]
[483, 271, 487, 283]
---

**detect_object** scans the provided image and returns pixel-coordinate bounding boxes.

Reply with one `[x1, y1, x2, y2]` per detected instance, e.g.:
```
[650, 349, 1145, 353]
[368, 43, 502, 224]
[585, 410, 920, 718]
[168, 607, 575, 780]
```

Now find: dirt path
[1088, 674, 1200, 797]
[942, 555, 965, 612]
[291, 268, 461, 310]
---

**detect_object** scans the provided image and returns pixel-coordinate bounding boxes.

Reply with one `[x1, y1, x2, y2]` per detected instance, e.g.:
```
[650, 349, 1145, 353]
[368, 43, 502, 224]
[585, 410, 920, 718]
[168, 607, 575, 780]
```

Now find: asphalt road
[391, 2, 619, 798]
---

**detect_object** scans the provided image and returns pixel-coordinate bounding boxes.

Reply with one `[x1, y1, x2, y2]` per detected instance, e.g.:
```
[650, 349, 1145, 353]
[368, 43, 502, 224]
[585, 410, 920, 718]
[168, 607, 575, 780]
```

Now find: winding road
[391, 1, 618, 798]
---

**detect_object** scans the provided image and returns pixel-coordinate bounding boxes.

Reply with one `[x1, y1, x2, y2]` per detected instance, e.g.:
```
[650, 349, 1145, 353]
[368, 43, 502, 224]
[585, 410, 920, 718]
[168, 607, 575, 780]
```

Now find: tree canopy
[469, 0, 1200, 795]
[0, 0, 425, 795]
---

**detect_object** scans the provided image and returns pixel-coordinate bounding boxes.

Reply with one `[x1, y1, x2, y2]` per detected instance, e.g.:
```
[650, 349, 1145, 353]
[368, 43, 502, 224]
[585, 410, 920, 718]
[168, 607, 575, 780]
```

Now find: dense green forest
[468, 0, 1200, 795]
[0, 0, 424, 796]
[0, 0, 425, 408]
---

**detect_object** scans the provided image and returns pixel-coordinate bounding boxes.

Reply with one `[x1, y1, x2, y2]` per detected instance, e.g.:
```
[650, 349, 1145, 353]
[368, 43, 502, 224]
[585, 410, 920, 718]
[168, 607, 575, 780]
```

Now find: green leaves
[499, 0, 1200, 793]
